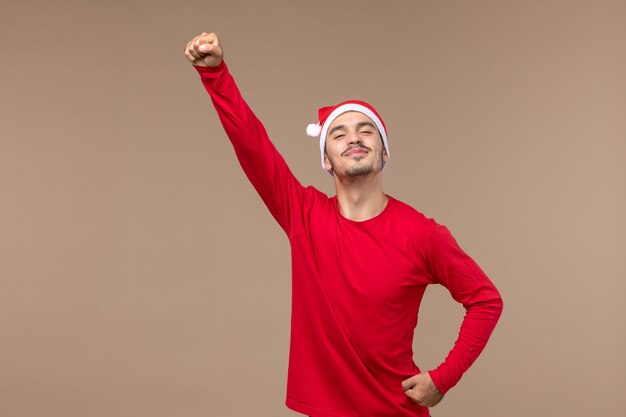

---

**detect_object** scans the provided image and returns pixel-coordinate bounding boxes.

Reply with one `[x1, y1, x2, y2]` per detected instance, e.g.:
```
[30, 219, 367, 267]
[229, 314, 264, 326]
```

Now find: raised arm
[184, 32, 305, 235]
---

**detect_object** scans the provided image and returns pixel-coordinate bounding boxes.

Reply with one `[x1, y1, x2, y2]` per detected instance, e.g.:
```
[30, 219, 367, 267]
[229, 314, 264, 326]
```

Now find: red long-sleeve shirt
[195, 61, 503, 417]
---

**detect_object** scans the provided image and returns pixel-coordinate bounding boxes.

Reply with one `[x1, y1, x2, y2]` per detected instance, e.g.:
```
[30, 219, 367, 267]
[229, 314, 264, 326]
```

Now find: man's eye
[334, 134, 345, 139]
[361, 130, 373, 135]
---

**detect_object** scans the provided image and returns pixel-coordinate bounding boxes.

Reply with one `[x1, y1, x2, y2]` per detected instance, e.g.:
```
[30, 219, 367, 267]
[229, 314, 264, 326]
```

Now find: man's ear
[382, 147, 389, 163]
[323, 152, 334, 175]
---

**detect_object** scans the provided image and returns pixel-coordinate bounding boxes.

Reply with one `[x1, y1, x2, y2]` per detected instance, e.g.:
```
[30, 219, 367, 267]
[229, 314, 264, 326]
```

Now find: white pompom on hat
[306, 100, 390, 172]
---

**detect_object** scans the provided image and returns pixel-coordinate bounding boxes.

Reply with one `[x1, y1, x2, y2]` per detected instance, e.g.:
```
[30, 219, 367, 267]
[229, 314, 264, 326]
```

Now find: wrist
[427, 369, 448, 395]
[194, 59, 225, 73]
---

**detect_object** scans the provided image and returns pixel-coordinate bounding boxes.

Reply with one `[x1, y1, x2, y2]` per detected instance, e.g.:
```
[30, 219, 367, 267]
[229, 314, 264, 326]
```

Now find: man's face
[324, 111, 388, 177]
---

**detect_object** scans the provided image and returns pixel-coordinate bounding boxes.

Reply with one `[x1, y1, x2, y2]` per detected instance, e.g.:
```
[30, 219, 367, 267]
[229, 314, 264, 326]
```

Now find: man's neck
[334, 173, 388, 222]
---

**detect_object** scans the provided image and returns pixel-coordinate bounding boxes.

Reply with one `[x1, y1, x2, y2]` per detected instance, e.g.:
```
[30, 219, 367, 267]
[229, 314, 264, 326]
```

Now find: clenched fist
[402, 372, 444, 407]
[184, 32, 223, 67]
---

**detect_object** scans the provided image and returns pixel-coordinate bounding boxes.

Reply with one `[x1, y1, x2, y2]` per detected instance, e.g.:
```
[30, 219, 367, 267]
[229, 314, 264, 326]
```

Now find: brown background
[1, 1, 625, 416]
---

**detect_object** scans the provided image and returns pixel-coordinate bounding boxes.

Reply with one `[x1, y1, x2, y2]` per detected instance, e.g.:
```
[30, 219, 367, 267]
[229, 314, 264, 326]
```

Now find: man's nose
[348, 131, 362, 144]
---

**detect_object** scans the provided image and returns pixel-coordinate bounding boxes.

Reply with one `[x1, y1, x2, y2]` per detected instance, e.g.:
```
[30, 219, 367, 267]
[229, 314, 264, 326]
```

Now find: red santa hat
[306, 100, 390, 171]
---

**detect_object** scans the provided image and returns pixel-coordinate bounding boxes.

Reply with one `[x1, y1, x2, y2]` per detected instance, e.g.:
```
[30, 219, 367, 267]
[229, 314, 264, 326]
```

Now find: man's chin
[346, 165, 375, 177]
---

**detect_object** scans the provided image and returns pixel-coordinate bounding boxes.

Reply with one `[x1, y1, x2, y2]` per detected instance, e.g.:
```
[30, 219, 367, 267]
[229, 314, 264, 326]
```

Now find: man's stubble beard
[346, 162, 374, 177]
[327, 147, 384, 178]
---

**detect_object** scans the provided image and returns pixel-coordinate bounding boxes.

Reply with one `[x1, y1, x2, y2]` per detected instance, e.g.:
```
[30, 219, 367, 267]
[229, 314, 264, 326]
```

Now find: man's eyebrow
[356, 121, 377, 130]
[328, 124, 346, 136]
[328, 121, 377, 136]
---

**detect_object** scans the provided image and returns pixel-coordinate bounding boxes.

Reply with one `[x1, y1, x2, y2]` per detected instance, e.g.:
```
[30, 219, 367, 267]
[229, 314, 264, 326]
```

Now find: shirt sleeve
[425, 224, 504, 394]
[194, 61, 305, 236]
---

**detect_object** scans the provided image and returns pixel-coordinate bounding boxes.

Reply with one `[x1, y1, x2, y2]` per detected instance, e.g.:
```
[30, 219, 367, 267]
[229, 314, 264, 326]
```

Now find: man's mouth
[343, 146, 369, 157]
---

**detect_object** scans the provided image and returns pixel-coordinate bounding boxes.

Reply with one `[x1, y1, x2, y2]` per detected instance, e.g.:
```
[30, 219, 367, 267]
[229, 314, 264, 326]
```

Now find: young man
[184, 32, 503, 417]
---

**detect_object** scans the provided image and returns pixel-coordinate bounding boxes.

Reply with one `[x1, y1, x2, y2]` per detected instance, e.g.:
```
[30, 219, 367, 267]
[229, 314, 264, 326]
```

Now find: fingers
[193, 36, 207, 55]
[184, 40, 197, 61]
[183, 32, 221, 63]
[404, 390, 440, 407]
[401, 375, 418, 391]
[195, 33, 216, 48]
[403, 386, 430, 407]
[198, 43, 213, 53]
[401, 373, 444, 407]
